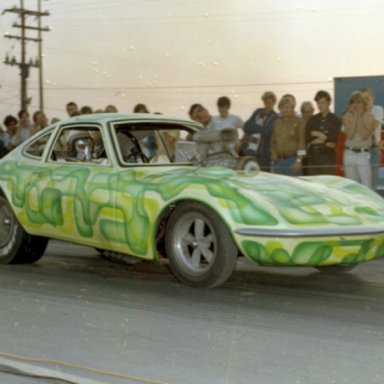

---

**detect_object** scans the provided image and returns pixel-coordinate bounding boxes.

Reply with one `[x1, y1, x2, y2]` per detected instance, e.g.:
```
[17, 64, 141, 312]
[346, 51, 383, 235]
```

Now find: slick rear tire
[0, 196, 48, 264]
[165, 201, 238, 288]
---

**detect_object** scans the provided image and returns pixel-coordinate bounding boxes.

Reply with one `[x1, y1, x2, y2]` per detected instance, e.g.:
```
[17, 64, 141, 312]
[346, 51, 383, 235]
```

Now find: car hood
[228, 171, 384, 228]
[143, 167, 384, 229]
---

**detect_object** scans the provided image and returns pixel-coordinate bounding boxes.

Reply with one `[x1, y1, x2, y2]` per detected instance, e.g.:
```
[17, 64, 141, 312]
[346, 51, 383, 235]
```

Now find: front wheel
[0, 196, 48, 264]
[165, 201, 238, 288]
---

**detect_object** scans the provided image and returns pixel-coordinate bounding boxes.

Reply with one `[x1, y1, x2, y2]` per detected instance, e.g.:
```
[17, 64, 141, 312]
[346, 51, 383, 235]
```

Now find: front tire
[0, 196, 48, 264]
[165, 201, 238, 288]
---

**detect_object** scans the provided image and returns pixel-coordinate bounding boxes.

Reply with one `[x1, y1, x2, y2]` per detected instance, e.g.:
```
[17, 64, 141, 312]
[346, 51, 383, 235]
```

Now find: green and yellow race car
[1, 113, 384, 287]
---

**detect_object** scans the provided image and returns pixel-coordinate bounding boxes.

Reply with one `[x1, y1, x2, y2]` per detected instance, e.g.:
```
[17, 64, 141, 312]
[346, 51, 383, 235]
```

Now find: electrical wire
[41, 2, 384, 28]
[23, 80, 331, 91]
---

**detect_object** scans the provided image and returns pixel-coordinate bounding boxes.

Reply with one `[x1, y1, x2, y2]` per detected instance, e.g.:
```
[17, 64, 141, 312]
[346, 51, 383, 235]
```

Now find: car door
[110, 121, 192, 260]
[23, 124, 117, 251]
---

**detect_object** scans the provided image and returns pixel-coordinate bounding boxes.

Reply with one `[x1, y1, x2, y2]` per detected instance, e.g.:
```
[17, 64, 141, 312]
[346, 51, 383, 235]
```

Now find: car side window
[50, 126, 109, 165]
[116, 130, 152, 164]
[24, 130, 53, 159]
[113, 124, 196, 165]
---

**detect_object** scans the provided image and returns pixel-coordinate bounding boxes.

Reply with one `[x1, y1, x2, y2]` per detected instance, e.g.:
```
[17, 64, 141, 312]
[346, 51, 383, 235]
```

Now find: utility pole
[3, 0, 50, 112]
[37, 0, 46, 112]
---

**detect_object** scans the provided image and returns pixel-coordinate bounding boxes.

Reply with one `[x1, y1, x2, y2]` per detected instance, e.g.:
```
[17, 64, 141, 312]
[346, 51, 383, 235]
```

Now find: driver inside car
[74, 138, 93, 161]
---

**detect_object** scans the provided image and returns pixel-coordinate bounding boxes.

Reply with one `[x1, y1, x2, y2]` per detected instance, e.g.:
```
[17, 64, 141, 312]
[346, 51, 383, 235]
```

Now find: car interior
[50, 127, 109, 165]
[113, 123, 195, 165]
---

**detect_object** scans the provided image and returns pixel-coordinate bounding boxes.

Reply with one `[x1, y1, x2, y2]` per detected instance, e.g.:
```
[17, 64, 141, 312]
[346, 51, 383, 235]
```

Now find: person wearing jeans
[270, 96, 306, 176]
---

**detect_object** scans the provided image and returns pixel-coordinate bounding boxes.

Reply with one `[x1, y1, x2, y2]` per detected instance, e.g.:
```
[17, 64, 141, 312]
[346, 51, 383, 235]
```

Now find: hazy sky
[1, 0, 384, 121]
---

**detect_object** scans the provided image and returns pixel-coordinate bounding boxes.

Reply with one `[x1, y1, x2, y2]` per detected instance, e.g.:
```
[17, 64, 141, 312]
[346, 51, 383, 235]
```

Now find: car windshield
[113, 123, 195, 165]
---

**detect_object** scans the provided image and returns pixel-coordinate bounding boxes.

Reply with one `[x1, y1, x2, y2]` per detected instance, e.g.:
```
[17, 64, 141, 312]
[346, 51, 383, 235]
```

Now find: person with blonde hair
[360, 87, 383, 190]
[270, 96, 306, 176]
[240, 91, 278, 171]
[342, 90, 377, 187]
[300, 101, 315, 123]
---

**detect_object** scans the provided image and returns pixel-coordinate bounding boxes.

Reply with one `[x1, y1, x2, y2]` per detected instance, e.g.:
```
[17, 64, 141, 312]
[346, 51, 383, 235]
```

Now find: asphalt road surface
[0, 240, 384, 384]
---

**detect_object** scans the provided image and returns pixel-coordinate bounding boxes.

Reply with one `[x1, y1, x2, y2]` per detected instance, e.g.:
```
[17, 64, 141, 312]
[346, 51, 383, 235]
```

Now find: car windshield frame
[109, 120, 198, 167]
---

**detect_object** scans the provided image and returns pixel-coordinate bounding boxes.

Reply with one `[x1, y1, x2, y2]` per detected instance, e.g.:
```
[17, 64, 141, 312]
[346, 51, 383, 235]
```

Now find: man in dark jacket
[305, 90, 341, 175]
[240, 91, 278, 171]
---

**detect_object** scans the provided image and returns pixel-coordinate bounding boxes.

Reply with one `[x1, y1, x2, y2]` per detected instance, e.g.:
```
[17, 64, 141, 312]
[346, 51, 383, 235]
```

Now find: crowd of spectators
[0, 109, 49, 157]
[1, 89, 382, 190]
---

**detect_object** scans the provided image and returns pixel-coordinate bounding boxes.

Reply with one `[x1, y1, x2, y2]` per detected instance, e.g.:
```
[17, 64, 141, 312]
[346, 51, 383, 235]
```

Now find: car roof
[60, 113, 205, 130]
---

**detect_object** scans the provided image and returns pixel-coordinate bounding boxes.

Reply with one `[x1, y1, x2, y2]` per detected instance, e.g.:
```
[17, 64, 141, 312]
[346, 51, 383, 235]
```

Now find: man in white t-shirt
[212, 96, 243, 131]
[361, 88, 384, 190]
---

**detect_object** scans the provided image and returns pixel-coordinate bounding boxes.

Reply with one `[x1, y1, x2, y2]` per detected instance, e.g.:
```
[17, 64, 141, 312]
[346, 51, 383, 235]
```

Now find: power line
[46, 2, 384, 25]
[2, 0, 50, 111]
[34, 80, 331, 91]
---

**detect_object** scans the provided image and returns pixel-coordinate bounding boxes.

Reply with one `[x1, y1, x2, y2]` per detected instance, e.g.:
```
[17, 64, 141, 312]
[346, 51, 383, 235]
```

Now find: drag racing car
[1, 113, 384, 287]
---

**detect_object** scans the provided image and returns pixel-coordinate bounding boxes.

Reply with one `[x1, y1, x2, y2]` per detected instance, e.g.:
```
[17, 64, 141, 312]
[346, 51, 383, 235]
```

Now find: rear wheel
[165, 201, 238, 288]
[0, 196, 48, 264]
